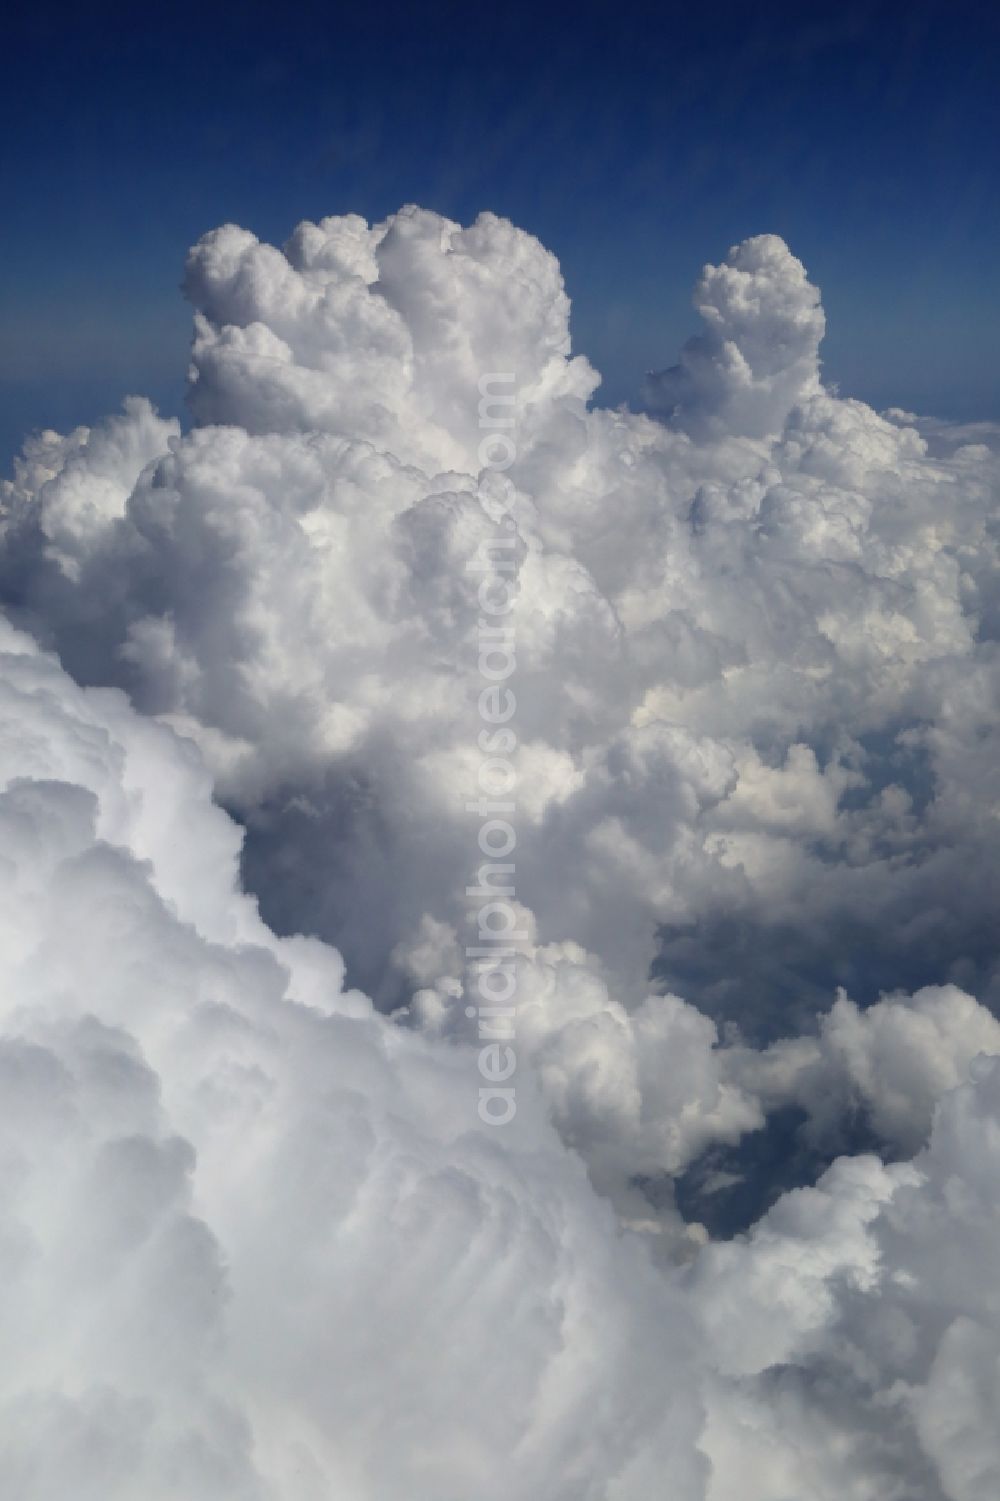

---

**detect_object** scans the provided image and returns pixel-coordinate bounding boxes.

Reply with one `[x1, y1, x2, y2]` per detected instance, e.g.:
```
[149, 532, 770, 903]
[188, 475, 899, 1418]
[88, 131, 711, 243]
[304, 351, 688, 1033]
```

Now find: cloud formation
[2, 205, 1000, 1498]
[4, 211, 999, 1031]
[0, 617, 706, 1499]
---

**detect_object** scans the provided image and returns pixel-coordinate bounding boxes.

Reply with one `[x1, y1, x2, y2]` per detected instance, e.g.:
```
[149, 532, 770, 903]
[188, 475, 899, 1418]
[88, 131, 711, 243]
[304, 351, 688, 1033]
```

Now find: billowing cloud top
[643, 233, 825, 438]
[2, 205, 1000, 1499]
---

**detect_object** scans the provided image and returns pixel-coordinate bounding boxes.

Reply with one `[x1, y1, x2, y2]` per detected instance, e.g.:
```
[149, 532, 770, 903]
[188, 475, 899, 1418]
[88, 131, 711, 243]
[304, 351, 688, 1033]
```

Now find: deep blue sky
[2, 0, 998, 470]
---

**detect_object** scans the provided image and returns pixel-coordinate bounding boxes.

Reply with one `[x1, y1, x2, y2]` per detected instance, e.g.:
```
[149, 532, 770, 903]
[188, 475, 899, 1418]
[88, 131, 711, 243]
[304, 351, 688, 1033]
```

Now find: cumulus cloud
[4, 208, 999, 1032]
[693, 1055, 1000, 1499]
[642, 233, 825, 439]
[0, 617, 706, 1499]
[2, 204, 1000, 1498]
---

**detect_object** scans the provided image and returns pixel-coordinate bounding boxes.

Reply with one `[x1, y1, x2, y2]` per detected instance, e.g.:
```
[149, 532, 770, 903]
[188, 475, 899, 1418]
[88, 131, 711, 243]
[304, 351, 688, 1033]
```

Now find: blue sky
[2, 0, 998, 469]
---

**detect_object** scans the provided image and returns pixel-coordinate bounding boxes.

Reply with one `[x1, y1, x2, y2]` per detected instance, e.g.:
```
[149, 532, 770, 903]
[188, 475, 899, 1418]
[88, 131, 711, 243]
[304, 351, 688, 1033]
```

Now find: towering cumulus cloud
[2, 206, 1000, 1497]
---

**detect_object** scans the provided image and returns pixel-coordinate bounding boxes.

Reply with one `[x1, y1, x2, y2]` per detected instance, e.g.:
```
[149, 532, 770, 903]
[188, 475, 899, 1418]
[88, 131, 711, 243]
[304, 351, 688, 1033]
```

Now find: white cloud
[3, 205, 1000, 1498]
[694, 1053, 1000, 1499]
[5, 209, 999, 1029]
[0, 617, 705, 1499]
[643, 234, 825, 439]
